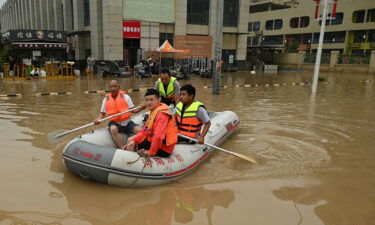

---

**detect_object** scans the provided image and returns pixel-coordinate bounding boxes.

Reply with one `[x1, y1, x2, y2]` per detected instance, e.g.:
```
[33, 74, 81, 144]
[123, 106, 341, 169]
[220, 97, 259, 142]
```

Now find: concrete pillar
[74, 34, 87, 60]
[24, 0, 30, 29]
[102, 0, 123, 61]
[35, 0, 41, 29]
[72, 0, 85, 61]
[90, 0, 103, 60]
[140, 22, 159, 52]
[175, 0, 187, 35]
[16, 0, 22, 28]
[39, 0, 47, 29]
[297, 51, 305, 69]
[46, 0, 55, 30]
[236, 0, 249, 64]
[329, 51, 340, 72]
[73, 0, 84, 31]
[54, 0, 63, 30]
[369, 50, 375, 74]
[10, 4, 14, 29]
[29, 0, 35, 29]
[63, 0, 73, 31]
[21, 0, 27, 29]
[209, 0, 218, 59]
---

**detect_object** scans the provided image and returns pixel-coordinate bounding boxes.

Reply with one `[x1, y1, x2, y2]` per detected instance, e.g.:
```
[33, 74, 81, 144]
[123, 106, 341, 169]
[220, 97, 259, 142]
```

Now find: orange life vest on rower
[175, 101, 205, 138]
[144, 103, 177, 151]
[105, 90, 130, 123]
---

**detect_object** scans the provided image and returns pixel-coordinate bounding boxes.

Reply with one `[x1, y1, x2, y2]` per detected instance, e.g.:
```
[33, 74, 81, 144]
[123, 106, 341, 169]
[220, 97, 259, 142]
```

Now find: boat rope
[126, 150, 152, 187]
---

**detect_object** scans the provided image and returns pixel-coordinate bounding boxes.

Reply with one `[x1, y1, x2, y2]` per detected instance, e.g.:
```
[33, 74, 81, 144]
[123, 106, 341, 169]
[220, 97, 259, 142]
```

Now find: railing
[338, 54, 370, 65]
[303, 53, 331, 64]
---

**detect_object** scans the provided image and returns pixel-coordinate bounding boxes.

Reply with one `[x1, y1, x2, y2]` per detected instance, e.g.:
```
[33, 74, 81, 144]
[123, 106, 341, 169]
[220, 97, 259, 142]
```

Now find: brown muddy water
[0, 71, 374, 225]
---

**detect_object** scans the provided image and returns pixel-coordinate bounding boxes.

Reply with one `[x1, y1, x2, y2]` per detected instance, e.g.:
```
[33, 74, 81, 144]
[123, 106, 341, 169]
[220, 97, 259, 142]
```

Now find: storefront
[123, 21, 141, 67]
[1, 30, 68, 67]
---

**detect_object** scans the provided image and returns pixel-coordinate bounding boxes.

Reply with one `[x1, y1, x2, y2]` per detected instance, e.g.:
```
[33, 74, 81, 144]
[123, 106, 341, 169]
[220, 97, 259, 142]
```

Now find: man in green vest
[173, 84, 211, 144]
[155, 69, 180, 106]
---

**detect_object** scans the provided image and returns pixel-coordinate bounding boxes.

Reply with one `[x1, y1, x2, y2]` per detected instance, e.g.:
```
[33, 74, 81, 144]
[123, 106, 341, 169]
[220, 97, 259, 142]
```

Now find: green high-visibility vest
[175, 101, 204, 118]
[158, 77, 177, 98]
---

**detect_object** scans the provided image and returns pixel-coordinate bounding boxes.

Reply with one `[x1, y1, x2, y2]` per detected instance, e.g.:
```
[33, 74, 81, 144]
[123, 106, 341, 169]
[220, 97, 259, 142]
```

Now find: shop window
[353, 10, 365, 23]
[248, 22, 253, 32]
[159, 33, 174, 46]
[262, 35, 283, 45]
[302, 34, 312, 44]
[247, 37, 252, 46]
[353, 30, 367, 43]
[368, 30, 375, 43]
[253, 22, 260, 31]
[324, 31, 346, 43]
[265, 20, 274, 30]
[367, 9, 375, 22]
[124, 39, 140, 48]
[274, 19, 283, 30]
[224, 0, 239, 27]
[187, 0, 209, 25]
[331, 13, 344, 25]
[290, 17, 299, 28]
[266, 19, 282, 30]
[84, 0, 90, 26]
[300, 16, 310, 28]
[252, 36, 259, 46]
[248, 21, 260, 32]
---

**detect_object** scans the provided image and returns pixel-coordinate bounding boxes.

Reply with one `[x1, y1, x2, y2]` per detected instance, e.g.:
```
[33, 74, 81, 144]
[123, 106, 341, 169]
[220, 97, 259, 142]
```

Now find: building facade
[248, 0, 375, 56]
[0, 0, 251, 70]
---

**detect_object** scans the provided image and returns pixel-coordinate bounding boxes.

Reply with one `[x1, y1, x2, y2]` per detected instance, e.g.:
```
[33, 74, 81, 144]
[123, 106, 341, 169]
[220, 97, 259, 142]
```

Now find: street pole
[312, 0, 329, 94]
[212, 0, 224, 95]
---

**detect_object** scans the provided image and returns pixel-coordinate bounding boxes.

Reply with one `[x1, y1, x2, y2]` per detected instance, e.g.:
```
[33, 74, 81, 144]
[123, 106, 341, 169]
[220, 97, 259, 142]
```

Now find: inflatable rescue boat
[62, 111, 239, 187]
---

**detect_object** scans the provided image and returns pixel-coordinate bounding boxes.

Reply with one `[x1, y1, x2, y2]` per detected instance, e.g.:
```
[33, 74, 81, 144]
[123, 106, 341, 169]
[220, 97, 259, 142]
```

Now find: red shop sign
[123, 21, 141, 39]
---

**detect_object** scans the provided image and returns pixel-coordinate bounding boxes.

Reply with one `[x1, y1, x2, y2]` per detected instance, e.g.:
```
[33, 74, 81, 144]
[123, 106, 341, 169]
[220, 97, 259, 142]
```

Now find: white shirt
[100, 93, 135, 126]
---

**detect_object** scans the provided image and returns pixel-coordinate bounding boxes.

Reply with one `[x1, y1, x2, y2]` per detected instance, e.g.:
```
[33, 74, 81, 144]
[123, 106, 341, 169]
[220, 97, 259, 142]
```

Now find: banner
[174, 35, 212, 59]
[123, 0, 175, 23]
[123, 21, 141, 39]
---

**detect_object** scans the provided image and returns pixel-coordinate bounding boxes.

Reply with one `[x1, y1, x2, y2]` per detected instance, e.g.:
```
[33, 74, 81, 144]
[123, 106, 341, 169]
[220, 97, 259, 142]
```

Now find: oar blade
[47, 130, 69, 144]
[231, 152, 258, 164]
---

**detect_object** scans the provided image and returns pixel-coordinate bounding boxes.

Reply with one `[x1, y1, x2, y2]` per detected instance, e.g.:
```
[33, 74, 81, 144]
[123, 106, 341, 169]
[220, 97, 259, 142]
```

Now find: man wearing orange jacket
[94, 80, 145, 149]
[124, 89, 177, 157]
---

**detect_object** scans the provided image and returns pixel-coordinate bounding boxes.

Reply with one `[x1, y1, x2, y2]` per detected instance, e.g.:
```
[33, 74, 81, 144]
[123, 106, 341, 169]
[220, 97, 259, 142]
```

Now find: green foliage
[287, 41, 299, 53]
[338, 54, 370, 64]
[0, 46, 11, 64]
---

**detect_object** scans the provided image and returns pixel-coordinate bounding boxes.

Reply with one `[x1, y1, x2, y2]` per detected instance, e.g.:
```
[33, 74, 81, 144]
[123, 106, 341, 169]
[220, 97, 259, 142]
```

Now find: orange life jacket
[175, 101, 205, 138]
[145, 103, 177, 148]
[105, 90, 130, 123]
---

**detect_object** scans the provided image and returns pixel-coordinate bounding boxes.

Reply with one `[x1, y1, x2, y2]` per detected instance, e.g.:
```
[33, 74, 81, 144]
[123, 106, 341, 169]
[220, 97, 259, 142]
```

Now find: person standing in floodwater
[86, 54, 95, 78]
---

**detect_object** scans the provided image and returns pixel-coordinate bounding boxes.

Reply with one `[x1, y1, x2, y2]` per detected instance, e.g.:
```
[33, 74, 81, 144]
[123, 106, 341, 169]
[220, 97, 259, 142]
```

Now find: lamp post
[312, 0, 329, 94]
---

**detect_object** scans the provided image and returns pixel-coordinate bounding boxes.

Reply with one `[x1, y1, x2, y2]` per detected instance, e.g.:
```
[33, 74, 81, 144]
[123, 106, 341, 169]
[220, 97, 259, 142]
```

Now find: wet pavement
[0, 71, 374, 225]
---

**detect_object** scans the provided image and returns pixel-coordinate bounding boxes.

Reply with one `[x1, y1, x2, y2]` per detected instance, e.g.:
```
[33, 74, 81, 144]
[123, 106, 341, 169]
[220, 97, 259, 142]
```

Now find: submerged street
[0, 71, 374, 225]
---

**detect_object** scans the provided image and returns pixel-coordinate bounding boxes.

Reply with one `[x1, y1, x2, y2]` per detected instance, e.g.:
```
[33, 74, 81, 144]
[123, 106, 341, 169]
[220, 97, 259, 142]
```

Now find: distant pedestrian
[86, 54, 95, 78]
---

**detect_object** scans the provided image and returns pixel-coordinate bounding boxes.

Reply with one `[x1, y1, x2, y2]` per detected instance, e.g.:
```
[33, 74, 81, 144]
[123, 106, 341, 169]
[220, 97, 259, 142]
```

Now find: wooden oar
[177, 134, 258, 164]
[48, 106, 141, 144]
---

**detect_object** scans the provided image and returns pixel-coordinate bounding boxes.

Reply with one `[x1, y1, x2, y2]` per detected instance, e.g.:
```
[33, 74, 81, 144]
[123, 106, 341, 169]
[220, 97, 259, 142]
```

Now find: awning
[11, 42, 67, 49]
[156, 40, 190, 53]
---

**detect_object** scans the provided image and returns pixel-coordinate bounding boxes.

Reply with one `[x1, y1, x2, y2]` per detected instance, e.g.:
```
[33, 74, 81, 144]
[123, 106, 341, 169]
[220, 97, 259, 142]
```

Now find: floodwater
[0, 71, 374, 225]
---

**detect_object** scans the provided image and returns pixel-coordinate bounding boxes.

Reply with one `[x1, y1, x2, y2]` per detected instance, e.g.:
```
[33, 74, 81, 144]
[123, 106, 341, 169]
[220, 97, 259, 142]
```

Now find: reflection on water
[0, 71, 374, 224]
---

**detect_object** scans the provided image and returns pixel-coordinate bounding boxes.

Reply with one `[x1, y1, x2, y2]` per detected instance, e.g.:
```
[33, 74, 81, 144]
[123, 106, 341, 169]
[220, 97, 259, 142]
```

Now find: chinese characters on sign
[2, 30, 67, 43]
[123, 21, 141, 39]
[174, 35, 213, 59]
